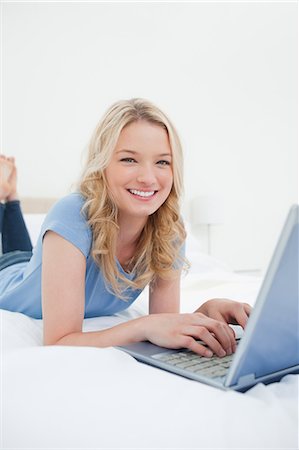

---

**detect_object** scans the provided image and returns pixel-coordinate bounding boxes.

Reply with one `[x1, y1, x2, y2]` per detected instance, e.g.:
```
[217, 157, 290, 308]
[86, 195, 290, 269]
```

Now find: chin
[129, 206, 158, 219]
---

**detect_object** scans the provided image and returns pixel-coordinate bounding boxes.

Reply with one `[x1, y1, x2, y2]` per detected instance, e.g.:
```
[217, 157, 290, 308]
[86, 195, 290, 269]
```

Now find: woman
[0, 98, 251, 358]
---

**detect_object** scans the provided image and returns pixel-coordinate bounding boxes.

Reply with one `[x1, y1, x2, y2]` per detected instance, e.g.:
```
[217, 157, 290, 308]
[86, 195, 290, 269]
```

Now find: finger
[184, 325, 227, 357]
[198, 311, 237, 352]
[181, 336, 214, 358]
[192, 314, 236, 355]
[244, 303, 253, 316]
[202, 319, 236, 355]
[233, 304, 251, 329]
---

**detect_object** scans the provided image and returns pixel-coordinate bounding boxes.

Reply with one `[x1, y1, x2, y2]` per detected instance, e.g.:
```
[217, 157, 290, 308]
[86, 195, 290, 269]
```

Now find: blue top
[0, 193, 146, 319]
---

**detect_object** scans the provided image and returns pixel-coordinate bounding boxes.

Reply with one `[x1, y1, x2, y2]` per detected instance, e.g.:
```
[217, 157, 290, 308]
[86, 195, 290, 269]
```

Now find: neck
[117, 215, 147, 249]
[116, 216, 148, 271]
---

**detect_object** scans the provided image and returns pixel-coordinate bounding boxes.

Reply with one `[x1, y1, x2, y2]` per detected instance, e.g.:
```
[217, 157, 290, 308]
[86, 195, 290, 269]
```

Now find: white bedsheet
[1, 271, 298, 449]
[1, 216, 298, 449]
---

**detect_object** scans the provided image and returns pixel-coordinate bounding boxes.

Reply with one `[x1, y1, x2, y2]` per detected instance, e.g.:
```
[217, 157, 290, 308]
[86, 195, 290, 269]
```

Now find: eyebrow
[117, 149, 172, 158]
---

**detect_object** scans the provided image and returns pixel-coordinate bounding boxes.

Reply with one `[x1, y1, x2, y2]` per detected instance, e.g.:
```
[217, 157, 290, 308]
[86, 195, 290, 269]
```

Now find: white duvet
[0, 216, 298, 449]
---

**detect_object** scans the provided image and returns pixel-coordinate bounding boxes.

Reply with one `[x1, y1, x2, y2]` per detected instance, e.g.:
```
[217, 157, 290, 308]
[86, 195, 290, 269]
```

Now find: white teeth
[129, 189, 155, 197]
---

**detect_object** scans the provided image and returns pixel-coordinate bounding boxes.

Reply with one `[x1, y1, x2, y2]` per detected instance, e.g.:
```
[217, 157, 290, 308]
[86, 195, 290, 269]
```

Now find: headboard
[20, 197, 58, 214]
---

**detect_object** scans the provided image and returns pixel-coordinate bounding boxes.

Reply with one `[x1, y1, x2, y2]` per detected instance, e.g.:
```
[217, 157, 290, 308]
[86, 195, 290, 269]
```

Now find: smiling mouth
[127, 189, 157, 198]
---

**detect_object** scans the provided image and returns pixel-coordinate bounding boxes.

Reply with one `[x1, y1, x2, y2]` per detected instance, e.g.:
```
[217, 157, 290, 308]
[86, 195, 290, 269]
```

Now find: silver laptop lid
[225, 205, 299, 388]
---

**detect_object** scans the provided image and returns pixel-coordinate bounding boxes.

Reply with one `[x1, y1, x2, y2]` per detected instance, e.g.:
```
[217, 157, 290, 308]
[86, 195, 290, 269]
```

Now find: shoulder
[41, 193, 92, 258]
[48, 192, 87, 217]
[43, 193, 90, 227]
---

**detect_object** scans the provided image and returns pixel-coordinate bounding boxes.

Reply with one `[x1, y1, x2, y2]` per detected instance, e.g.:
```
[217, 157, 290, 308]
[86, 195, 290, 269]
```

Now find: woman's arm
[42, 232, 235, 356]
[42, 231, 147, 346]
[42, 231, 86, 345]
[148, 273, 181, 314]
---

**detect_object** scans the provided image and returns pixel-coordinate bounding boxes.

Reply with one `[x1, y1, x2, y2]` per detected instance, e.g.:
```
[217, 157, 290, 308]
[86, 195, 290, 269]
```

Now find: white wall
[1, 2, 297, 272]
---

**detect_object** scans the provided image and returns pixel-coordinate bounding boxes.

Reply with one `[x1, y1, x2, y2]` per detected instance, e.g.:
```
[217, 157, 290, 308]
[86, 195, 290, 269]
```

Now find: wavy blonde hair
[78, 98, 189, 300]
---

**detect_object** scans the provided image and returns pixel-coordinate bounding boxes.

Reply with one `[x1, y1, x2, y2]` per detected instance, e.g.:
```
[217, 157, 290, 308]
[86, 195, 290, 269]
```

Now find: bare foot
[0, 155, 18, 202]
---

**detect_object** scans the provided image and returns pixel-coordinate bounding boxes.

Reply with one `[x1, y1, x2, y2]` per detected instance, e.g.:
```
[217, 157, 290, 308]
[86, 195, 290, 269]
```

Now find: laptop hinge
[236, 373, 256, 388]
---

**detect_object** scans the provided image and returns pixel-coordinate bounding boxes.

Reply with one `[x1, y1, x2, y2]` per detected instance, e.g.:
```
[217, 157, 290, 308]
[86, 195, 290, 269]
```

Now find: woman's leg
[0, 155, 12, 254]
[0, 250, 33, 271]
[0, 203, 4, 234]
[0, 155, 32, 254]
[2, 200, 33, 253]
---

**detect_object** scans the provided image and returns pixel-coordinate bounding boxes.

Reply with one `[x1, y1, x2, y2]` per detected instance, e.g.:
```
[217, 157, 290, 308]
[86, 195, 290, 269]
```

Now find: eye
[157, 160, 171, 166]
[120, 158, 136, 163]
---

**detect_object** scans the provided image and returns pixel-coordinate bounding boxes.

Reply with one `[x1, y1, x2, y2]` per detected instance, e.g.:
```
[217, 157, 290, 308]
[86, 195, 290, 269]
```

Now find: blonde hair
[78, 98, 189, 299]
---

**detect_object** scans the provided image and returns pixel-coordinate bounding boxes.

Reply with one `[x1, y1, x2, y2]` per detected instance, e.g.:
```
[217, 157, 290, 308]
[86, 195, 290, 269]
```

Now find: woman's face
[105, 120, 173, 224]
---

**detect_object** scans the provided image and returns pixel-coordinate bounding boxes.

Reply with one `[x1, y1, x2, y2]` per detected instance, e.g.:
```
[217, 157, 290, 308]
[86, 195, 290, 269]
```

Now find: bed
[1, 204, 298, 449]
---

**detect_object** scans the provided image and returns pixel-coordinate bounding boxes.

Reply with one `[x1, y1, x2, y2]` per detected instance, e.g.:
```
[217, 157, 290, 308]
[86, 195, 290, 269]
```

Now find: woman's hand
[142, 312, 237, 358]
[194, 299, 252, 330]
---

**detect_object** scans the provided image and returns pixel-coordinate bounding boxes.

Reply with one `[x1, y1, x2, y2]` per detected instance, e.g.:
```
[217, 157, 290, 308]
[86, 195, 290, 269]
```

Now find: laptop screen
[226, 205, 299, 386]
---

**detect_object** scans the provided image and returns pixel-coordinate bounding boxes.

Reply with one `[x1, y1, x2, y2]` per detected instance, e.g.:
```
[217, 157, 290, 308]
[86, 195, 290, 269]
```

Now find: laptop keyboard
[152, 348, 235, 378]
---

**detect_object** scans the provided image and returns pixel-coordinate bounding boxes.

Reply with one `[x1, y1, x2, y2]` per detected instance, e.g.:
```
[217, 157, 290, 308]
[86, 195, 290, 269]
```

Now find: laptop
[117, 205, 299, 392]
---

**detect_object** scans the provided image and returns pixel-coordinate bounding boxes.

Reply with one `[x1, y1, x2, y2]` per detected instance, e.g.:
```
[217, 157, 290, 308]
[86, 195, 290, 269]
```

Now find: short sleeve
[40, 193, 92, 258]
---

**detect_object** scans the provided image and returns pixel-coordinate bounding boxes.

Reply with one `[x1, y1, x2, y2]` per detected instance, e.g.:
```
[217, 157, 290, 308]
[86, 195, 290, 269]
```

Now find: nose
[136, 164, 156, 186]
